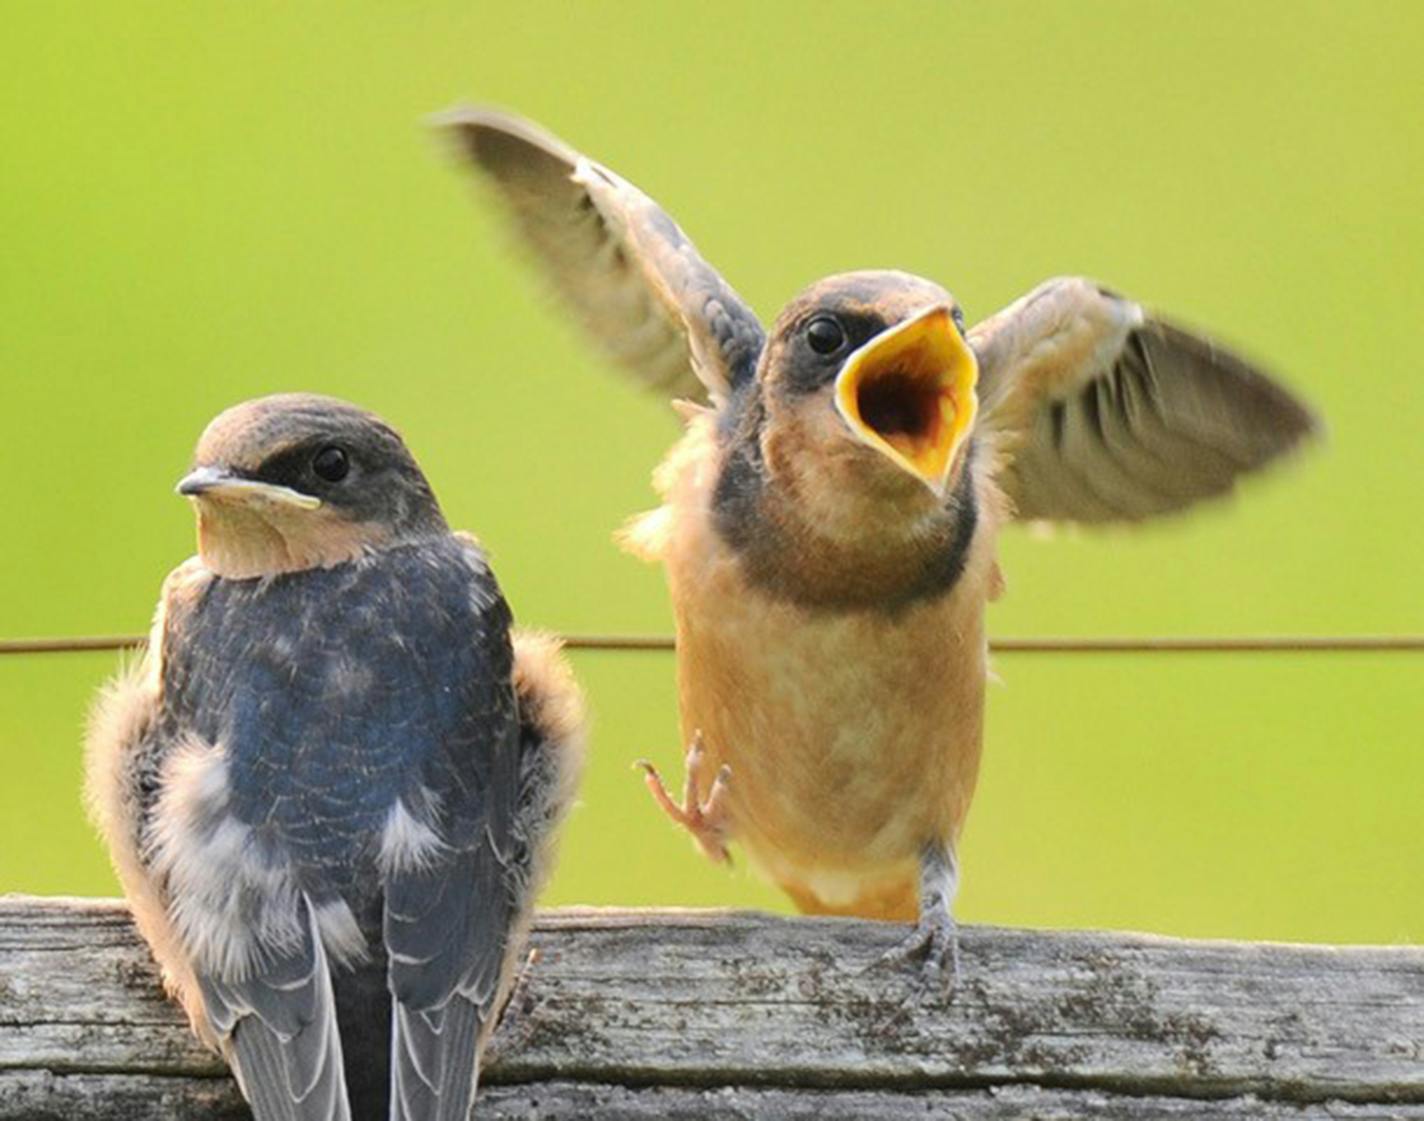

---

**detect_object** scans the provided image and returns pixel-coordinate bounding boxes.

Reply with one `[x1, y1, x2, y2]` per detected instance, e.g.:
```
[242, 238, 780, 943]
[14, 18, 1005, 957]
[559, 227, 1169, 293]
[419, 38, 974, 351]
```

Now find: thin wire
[1, 633, 1421, 656]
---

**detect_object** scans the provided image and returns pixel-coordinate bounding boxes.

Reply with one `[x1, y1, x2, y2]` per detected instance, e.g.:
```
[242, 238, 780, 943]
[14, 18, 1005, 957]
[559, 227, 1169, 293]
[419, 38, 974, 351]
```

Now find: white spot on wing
[378, 797, 446, 876]
[146, 738, 303, 980]
[312, 898, 369, 968]
[325, 656, 374, 697]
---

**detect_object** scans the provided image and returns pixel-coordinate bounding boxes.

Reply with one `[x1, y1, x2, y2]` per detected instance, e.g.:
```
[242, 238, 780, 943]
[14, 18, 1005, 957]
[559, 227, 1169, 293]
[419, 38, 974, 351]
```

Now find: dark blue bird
[86, 394, 586, 1120]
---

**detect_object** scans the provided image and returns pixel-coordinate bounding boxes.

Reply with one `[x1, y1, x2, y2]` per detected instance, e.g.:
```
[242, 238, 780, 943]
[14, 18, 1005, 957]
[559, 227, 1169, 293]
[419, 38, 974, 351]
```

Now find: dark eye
[806, 315, 846, 355]
[311, 445, 350, 483]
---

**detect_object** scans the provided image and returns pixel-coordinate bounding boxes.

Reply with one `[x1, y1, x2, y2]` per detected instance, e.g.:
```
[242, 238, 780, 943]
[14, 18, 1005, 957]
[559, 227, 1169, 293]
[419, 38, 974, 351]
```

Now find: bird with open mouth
[442, 109, 1319, 990]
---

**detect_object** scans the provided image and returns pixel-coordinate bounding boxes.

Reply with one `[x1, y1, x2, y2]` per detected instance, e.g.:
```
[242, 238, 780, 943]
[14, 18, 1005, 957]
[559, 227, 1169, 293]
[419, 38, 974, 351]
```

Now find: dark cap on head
[179, 394, 450, 579]
[761, 271, 961, 398]
[184, 393, 447, 539]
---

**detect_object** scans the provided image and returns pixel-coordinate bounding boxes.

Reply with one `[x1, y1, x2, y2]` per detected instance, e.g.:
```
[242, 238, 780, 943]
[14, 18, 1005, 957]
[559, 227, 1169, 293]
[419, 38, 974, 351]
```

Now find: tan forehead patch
[777, 271, 957, 332]
[191, 394, 383, 471]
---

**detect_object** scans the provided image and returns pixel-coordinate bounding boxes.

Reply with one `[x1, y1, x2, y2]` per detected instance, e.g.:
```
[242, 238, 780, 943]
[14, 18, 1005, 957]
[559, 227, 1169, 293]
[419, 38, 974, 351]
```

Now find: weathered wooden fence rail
[2, 895, 1421, 1118]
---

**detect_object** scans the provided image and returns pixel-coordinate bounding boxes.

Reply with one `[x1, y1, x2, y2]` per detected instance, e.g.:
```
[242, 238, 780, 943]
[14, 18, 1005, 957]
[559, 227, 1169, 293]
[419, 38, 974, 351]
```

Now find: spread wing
[970, 277, 1320, 522]
[439, 106, 765, 404]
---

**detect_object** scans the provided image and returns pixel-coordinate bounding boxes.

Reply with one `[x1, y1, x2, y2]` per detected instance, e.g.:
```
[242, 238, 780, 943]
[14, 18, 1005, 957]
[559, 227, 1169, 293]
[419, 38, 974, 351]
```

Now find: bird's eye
[311, 445, 350, 483]
[806, 315, 846, 355]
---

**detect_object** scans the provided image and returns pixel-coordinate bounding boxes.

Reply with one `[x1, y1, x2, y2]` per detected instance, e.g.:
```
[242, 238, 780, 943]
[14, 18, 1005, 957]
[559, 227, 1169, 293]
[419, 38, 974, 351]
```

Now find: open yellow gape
[834, 305, 979, 495]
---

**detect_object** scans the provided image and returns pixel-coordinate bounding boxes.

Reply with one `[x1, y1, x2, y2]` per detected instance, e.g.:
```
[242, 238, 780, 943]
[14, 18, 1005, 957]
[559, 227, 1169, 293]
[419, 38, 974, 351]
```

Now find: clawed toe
[874, 912, 961, 999]
[636, 731, 733, 865]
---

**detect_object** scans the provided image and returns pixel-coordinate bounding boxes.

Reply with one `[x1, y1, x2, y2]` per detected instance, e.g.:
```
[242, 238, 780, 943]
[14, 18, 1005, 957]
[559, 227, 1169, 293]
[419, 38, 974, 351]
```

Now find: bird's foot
[636, 731, 733, 865]
[876, 907, 961, 1000]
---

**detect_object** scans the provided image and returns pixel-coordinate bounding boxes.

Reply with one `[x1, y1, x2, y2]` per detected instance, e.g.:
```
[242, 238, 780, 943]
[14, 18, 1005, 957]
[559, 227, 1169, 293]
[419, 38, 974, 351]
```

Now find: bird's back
[145, 538, 516, 1120]
[158, 537, 512, 904]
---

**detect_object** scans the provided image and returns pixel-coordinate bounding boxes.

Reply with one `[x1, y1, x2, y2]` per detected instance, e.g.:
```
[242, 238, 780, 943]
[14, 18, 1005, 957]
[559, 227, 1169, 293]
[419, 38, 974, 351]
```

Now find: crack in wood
[2, 896, 1421, 1118]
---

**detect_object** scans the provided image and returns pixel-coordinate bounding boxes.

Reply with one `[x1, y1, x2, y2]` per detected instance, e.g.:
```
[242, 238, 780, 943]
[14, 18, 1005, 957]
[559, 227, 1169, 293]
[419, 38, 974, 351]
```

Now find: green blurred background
[2, 2, 1420, 944]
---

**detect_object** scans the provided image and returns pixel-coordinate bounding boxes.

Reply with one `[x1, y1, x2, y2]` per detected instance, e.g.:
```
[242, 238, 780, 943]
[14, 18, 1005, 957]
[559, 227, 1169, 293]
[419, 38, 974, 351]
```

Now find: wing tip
[428, 103, 580, 171]
[1148, 316, 1325, 460]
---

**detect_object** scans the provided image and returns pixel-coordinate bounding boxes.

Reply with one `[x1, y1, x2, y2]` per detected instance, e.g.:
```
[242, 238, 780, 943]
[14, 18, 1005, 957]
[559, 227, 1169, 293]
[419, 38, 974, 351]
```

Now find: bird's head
[177, 394, 447, 579]
[758, 271, 979, 505]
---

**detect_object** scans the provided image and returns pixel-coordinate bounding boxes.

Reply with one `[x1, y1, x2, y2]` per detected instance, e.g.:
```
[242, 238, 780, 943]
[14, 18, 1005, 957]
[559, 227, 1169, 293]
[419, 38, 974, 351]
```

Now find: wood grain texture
[3, 896, 1422, 1119]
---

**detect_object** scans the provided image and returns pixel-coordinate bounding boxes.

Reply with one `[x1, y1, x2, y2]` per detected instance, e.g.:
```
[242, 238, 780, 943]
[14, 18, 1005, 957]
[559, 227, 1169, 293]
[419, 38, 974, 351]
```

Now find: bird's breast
[658, 450, 1000, 898]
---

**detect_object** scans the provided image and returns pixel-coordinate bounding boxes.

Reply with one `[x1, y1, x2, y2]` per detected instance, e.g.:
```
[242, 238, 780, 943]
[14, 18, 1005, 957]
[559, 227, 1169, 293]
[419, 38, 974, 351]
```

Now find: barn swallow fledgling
[85, 394, 586, 1120]
[443, 110, 1318, 989]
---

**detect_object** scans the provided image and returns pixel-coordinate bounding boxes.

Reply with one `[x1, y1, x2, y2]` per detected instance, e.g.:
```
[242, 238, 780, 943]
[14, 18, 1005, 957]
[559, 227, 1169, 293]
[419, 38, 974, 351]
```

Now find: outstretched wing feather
[972, 277, 1319, 522]
[441, 106, 764, 402]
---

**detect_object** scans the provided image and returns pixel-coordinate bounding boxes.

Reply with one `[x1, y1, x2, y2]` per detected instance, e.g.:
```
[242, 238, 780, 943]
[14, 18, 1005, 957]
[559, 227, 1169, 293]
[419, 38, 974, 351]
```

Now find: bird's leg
[636, 731, 733, 865]
[878, 841, 961, 996]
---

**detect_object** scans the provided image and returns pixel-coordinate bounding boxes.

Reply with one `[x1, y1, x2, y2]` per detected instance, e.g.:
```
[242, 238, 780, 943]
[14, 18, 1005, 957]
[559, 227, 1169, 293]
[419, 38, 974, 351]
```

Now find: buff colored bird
[443, 109, 1317, 987]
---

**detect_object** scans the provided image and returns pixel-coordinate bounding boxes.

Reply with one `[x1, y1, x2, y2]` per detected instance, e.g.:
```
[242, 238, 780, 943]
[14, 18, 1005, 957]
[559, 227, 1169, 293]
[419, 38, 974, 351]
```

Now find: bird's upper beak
[175, 466, 322, 510]
[833, 305, 979, 496]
